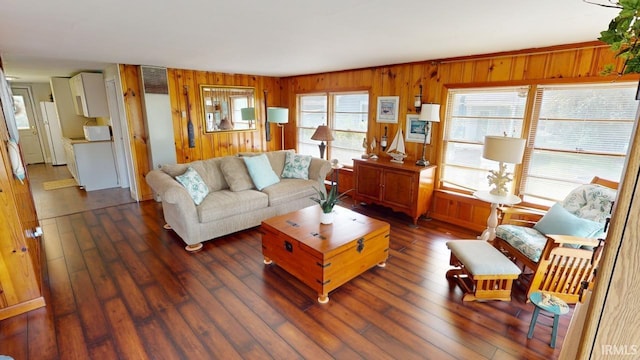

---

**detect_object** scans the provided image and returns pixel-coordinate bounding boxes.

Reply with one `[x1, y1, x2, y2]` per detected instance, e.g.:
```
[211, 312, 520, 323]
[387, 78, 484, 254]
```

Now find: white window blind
[441, 87, 528, 192]
[520, 83, 637, 204]
[297, 92, 368, 166]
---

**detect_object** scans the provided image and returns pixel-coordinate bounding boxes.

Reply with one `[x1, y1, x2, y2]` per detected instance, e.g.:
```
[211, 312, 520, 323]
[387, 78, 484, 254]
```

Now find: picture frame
[376, 96, 399, 123]
[405, 114, 432, 144]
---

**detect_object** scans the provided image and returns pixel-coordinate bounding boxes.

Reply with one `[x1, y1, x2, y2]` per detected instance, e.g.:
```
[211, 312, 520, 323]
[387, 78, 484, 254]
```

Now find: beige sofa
[146, 150, 332, 251]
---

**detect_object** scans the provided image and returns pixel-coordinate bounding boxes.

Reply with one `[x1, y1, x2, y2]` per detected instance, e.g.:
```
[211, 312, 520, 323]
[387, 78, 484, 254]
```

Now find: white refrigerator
[40, 101, 66, 165]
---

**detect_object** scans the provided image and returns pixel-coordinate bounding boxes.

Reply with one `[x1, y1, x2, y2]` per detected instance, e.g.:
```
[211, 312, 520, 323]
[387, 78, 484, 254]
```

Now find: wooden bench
[446, 240, 522, 301]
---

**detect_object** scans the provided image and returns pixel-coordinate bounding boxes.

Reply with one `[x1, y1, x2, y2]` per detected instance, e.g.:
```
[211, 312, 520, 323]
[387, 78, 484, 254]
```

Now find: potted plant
[589, 0, 640, 75]
[311, 183, 352, 224]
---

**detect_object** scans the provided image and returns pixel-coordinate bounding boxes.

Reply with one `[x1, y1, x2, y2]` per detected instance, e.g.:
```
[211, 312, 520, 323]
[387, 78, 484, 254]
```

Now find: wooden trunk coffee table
[261, 205, 390, 304]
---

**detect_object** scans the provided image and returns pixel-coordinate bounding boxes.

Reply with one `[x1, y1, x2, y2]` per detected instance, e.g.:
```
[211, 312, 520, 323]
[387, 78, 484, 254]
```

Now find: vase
[320, 211, 334, 225]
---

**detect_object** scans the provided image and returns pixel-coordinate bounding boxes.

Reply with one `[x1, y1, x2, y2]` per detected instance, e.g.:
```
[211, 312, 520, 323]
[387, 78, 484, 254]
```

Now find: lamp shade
[267, 107, 288, 124]
[241, 107, 255, 121]
[418, 104, 441, 122]
[311, 125, 334, 141]
[483, 136, 526, 164]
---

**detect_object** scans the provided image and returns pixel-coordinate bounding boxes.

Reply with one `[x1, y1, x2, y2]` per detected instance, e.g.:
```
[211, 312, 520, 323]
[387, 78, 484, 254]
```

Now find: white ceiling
[0, 0, 619, 83]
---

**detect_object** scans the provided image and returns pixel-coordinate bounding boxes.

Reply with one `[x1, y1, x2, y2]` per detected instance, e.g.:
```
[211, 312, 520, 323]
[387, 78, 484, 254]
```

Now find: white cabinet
[64, 139, 119, 191]
[69, 73, 109, 118]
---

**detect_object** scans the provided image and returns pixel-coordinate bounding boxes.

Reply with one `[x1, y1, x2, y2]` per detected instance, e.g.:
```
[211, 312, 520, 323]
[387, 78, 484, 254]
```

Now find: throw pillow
[243, 154, 280, 190]
[533, 202, 603, 238]
[174, 167, 209, 205]
[220, 156, 255, 192]
[281, 152, 312, 179]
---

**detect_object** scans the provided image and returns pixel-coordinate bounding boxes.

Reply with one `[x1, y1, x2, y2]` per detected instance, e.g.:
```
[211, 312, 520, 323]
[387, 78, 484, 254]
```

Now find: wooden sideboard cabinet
[353, 158, 436, 225]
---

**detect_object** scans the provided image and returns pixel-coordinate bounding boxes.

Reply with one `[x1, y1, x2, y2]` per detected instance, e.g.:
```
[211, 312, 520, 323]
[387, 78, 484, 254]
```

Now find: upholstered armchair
[493, 177, 617, 303]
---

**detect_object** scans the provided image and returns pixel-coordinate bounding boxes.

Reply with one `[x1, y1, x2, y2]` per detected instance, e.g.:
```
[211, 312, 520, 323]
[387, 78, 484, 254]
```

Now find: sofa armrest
[145, 169, 194, 206]
[308, 158, 332, 192]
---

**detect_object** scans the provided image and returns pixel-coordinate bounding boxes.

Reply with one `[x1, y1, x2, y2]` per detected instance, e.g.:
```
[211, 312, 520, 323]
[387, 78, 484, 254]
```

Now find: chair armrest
[498, 206, 545, 227]
[546, 234, 601, 248]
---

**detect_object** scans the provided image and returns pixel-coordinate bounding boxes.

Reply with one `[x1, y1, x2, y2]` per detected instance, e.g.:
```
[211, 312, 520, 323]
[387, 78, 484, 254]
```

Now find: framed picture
[376, 96, 399, 123]
[405, 114, 432, 143]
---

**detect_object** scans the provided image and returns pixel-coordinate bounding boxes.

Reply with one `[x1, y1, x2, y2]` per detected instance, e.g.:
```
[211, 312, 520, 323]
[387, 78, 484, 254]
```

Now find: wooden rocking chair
[493, 177, 617, 304]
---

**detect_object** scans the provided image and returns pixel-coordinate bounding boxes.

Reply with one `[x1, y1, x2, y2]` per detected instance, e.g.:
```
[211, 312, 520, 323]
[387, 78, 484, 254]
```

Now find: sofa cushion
[533, 202, 603, 238]
[243, 154, 280, 190]
[174, 167, 210, 205]
[281, 152, 312, 179]
[196, 158, 229, 191]
[261, 178, 317, 207]
[265, 150, 292, 176]
[220, 156, 255, 192]
[197, 189, 268, 223]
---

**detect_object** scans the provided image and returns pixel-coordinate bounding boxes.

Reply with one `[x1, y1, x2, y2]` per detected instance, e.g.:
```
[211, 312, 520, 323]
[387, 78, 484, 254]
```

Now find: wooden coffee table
[261, 205, 390, 303]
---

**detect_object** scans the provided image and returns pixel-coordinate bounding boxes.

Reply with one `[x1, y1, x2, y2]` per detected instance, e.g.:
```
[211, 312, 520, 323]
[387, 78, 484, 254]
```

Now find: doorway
[12, 86, 45, 164]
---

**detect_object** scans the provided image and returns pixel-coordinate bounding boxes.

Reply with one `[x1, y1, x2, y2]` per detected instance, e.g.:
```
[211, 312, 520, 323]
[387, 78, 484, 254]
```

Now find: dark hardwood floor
[0, 165, 571, 359]
[27, 163, 135, 220]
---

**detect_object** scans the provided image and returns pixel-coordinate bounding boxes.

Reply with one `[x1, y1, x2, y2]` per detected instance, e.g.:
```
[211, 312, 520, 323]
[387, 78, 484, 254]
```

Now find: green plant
[592, 0, 640, 74]
[310, 184, 353, 213]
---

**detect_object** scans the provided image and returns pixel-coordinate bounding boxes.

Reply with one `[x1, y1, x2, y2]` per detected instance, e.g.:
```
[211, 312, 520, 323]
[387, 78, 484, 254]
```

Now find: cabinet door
[355, 163, 381, 201]
[381, 169, 414, 209]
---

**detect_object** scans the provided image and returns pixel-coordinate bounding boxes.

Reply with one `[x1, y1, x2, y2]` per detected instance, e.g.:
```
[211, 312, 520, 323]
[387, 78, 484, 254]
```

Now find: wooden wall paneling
[429, 191, 487, 233]
[546, 50, 578, 79]
[472, 59, 492, 83]
[572, 48, 595, 78]
[195, 70, 213, 159]
[486, 57, 513, 82]
[119, 64, 153, 201]
[509, 55, 528, 81]
[446, 61, 466, 84]
[521, 53, 549, 80]
[167, 70, 186, 162]
[166, 70, 182, 162]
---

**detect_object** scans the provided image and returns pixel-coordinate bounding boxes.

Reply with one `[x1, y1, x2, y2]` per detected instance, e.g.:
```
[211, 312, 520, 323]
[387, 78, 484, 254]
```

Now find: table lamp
[482, 135, 526, 196]
[415, 103, 441, 166]
[311, 125, 334, 159]
[267, 107, 288, 149]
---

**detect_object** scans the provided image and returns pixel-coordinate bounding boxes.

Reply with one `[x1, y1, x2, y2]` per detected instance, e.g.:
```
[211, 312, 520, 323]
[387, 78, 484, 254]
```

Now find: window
[441, 87, 528, 192]
[13, 95, 30, 129]
[297, 92, 369, 166]
[441, 83, 637, 205]
[522, 83, 637, 204]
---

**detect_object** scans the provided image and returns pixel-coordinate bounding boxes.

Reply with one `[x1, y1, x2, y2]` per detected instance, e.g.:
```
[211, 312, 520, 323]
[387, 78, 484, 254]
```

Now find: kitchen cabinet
[64, 138, 119, 191]
[353, 158, 436, 225]
[69, 72, 109, 118]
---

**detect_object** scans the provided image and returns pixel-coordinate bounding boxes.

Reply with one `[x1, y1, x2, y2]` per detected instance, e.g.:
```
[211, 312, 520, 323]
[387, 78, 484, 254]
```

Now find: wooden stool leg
[527, 306, 541, 340]
[551, 314, 560, 348]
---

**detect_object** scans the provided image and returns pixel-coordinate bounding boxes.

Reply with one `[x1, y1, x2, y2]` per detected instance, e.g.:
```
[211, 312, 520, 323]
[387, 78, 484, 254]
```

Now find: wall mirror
[200, 85, 257, 133]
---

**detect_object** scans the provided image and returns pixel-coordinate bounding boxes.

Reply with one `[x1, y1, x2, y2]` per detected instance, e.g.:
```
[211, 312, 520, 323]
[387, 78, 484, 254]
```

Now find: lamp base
[318, 142, 326, 159]
[415, 158, 429, 166]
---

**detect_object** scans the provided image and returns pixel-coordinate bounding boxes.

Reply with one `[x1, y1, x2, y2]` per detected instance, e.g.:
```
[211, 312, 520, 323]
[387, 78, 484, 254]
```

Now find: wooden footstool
[446, 240, 522, 301]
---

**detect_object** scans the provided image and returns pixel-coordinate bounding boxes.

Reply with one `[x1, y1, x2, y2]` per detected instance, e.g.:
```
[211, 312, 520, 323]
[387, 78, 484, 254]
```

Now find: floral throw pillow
[281, 152, 312, 179]
[175, 167, 209, 205]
